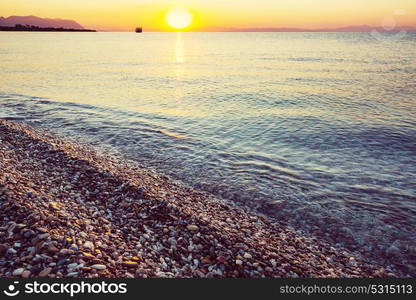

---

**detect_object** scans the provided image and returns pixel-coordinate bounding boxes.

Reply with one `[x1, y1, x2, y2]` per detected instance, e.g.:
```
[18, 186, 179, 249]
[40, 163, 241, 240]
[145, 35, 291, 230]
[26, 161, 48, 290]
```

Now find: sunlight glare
[166, 8, 192, 30]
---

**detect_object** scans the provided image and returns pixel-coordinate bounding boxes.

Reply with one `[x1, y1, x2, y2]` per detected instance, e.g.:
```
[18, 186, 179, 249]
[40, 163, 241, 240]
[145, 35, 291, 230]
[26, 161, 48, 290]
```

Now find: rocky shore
[0, 119, 397, 278]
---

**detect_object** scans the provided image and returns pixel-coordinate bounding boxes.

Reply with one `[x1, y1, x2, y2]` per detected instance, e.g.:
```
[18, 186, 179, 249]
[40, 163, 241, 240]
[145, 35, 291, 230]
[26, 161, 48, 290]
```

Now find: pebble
[12, 268, 25, 276]
[69, 244, 78, 251]
[24, 230, 35, 238]
[0, 120, 402, 279]
[122, 261, 139, 268]
[0, 244, 7, 255]
[78, 232, 88, 239]
[38, 233, 49, 240]
[7, 223, 16, 234]
[59, 249, 69, 256]
[67, 263, 78, 269]
[82, 252, 95, 260]
[49, 202, 59, 210]
[7, 248, 17, 255]
[217, 256, 227, 264]
[91, 264, 107, 270]
[186, 225, 199, 231]
[22, 270, 31, 278]
[47, 245, 59, 254]
[83, 241, 94, 250]
[27, 247, 36, 255]
[39, 267, 52, 277]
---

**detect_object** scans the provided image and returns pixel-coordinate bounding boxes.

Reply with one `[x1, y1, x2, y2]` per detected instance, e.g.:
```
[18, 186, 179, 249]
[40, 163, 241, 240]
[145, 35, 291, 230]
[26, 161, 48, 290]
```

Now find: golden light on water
[166, 8, 193, 30]
[175, 32, 184, 63]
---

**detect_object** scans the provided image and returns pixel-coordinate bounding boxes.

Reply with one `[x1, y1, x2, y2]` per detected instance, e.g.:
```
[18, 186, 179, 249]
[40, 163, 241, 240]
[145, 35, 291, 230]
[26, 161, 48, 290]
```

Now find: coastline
[0, 26, 96, 32]
[0, 119, 397, 278]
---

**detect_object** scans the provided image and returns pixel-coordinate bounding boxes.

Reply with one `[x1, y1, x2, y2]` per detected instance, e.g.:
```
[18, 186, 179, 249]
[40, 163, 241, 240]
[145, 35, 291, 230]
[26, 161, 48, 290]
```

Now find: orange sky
[1, 0, 416, 31]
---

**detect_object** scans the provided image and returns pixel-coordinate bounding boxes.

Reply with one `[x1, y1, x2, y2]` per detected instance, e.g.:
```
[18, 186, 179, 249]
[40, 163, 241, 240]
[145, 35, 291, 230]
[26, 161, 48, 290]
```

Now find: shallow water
[1, 32, 415, 272]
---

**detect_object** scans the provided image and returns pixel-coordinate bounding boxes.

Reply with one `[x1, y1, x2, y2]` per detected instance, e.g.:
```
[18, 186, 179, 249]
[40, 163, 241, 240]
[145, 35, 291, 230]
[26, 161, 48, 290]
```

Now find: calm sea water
[1, 32, 415, 272]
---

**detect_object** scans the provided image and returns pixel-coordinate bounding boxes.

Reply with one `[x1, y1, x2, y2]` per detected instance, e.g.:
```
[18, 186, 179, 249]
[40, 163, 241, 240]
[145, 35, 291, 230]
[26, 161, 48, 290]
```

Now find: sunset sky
[1, 0, 416, 31]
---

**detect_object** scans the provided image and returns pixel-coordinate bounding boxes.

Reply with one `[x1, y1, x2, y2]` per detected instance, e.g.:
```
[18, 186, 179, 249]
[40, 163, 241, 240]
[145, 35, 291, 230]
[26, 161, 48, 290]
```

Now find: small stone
[59, 249, 69, 256]
[156, 272, 166, 277]
[0, 244, 8, 255]
[235, 259, 243, 265]
[24, 230, 35, 238]
[186, 225, 199, 231]
[82, 252, 95, 260]
[122, 261, 139, 268]
[13, 242, 21, 248]
[39, 267, 52, 277]
[78, 232, 88, 239]
[7, 248, 17, 255]
[243, 253, 252, 259]
[67, 272, 79, 277]
[202, 257, 212, 264]
[13, 268, 25, 276]
[47, 245, 59, 254]
[57, 258, 68, 266]
[69, 244, 78, 251]
[83, 241, 94, 250]
[91, 264, 106, 270]
[7, 223, 16, 234]
[167, 237, 177, 245]
[217, 256, 227, 264]
[22, 270, 31, 278]
[49, 202, 59, 210]
[38, 233, 49, 240]
[67, 263, 78, 269]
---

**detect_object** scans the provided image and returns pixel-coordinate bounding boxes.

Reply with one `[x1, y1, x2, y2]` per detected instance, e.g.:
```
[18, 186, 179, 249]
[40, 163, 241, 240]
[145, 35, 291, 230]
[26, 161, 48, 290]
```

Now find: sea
[0, 32, 415, 274]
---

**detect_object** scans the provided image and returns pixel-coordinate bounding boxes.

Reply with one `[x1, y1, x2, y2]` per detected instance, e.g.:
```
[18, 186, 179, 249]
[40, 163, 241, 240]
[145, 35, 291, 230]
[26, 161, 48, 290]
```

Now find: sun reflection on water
[175, 32, 184, 63]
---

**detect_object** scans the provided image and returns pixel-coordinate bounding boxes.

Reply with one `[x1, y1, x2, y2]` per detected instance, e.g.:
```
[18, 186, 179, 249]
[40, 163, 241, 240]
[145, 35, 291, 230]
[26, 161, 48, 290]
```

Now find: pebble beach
[0, 119, 398, 278]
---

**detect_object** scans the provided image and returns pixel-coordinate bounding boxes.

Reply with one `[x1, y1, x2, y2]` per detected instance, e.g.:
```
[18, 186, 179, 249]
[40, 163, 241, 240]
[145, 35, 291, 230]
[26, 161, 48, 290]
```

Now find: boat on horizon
[135, 27, 143, 33]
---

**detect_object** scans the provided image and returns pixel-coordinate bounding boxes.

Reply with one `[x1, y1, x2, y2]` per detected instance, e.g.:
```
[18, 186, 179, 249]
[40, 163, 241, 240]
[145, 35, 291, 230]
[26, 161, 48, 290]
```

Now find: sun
[166, 8, 193, 30]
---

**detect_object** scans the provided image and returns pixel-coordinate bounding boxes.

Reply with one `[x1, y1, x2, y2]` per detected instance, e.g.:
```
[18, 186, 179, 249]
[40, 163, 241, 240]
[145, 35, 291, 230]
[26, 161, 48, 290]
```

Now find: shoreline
[0, 26, 96, 32]
[0, 119, 398, 278]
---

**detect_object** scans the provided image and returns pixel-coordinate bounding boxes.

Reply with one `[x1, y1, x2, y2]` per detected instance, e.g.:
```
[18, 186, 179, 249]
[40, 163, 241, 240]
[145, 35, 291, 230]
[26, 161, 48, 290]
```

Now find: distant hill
[0, 16, 85, 30]
[326, 25, 416, 32]
[203, 25, 416, 32]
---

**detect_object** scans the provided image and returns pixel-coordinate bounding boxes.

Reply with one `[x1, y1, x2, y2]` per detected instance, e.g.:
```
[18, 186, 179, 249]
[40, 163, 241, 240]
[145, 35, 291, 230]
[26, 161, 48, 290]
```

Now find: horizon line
[100, 26, 416, 33]
[2, 15, 416, 32]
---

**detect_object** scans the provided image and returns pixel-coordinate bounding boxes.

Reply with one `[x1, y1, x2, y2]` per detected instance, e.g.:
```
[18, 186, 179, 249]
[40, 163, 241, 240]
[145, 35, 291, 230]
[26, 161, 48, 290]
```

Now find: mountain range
[0, 16, 84, 29]
[206, 25, 416, 32]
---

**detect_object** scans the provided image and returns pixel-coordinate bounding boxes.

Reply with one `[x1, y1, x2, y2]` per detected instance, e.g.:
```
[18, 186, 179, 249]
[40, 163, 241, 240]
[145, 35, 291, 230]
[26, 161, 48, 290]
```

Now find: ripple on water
[1, 32, 416, 275]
